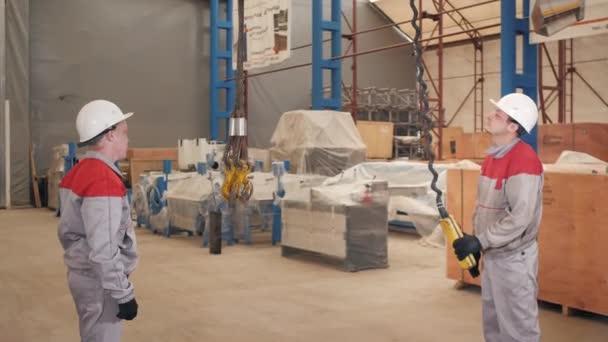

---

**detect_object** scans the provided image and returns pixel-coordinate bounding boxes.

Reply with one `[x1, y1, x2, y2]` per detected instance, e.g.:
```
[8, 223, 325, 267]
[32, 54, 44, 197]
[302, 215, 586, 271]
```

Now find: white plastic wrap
[131, 171, 198, 232]
[232, 172, 326, 243]
[544, 150, 608, 174]
[165, 172, 216, 233]
[318, 160, 481, 237]
[269, 110, 367, 176]
[281, 179, 390, 271]
[177, 138, 225, 170]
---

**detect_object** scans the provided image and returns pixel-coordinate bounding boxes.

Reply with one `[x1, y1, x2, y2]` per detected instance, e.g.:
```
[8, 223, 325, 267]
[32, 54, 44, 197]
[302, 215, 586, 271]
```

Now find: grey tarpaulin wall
[1, 0, 413, 208]
[247, 0, 416, 148]
[30, 0, 211, 183]
[0, 0, 30, 207]
[0, 1, 5, 208]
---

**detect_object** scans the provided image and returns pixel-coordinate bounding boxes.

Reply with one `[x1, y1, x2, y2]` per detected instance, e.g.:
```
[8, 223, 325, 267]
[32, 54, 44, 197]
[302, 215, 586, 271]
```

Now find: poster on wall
[232, 0, 291, 70]
[530, 0, 608, 43]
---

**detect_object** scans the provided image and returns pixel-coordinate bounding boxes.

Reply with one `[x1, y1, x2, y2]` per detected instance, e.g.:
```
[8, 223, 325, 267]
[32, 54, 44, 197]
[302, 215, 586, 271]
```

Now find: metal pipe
[351, 0, 358, 121]
[569, 39, 574, 123]
[4, 100, 10, 209]
[575, 70, 608, 108]
[558, 40, 566, 123]
[235, 23, 500, 81]
[437, 0, 444, 160]
[289, 0, 499, 51]
[336, 23, 500, 60]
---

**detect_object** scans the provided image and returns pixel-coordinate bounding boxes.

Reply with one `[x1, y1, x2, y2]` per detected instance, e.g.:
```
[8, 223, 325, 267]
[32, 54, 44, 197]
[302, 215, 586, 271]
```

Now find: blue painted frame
[501, 0, 538, 151]
[312, 0, 342, 110]
[210, 0, 235, 140]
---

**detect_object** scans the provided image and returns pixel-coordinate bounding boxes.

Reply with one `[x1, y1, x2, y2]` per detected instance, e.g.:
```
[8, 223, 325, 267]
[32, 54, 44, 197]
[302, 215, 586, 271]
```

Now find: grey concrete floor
[1, 208, 607, 342]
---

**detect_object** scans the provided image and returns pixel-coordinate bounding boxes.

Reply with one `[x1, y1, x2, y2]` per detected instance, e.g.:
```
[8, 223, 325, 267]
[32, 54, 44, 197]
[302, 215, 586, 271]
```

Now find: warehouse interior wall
[1, 0, 30, 207]
[424, 35, 608, 133]
[30, 0, 210, 177]
[0, 2, 5, 208]
[1, 0, 415, 207]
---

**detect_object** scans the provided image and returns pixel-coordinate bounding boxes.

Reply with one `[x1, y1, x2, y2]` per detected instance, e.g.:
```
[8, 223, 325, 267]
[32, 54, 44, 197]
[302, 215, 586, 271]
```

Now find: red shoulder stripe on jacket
[60, 159, 125, 197]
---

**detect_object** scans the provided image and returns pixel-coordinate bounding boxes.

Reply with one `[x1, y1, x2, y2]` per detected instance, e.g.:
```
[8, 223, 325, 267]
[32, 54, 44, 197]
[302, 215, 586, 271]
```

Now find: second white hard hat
[489, 93, 538, 134]
[76, 100, 133, 146]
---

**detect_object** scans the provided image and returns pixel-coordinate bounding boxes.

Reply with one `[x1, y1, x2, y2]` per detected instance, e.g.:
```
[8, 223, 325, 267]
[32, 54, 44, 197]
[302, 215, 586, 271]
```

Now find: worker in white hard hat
[453, 93, 543, 342]
[57, 100, 138, 341]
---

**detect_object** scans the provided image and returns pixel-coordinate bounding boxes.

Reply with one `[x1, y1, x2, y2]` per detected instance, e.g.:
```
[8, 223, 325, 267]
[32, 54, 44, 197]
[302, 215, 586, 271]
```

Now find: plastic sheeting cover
[316, 160, 481, 237]
[544, 150, 608, 174]
[281, 179, 390, 271]
[269, 110, 367, 176]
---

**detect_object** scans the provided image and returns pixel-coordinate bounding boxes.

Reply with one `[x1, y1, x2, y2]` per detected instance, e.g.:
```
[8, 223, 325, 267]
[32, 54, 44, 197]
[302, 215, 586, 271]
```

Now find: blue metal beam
[312, 0, 342, 110]
[501, 0, 538, 151]
[210, 0, 235, 141]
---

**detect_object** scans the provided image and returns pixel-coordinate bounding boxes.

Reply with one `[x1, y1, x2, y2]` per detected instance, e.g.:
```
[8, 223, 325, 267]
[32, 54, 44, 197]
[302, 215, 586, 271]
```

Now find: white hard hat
[489, 93, 538, 134]
[76, 100, 133, 146]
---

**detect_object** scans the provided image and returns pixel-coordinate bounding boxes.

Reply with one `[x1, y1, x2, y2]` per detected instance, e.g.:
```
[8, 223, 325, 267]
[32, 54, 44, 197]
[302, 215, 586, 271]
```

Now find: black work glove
[453, 233, 482, 261]
[117, 298, 138, 321]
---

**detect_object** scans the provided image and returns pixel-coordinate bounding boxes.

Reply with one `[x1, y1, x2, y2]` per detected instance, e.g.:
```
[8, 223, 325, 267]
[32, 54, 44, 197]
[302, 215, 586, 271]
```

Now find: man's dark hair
[507, 117, 527, 137]
[77, 125, 117, 148]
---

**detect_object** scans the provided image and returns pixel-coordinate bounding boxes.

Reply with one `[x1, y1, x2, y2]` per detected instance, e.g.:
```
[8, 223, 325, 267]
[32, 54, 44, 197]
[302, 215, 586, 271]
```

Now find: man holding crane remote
[453, 93, 543, 342]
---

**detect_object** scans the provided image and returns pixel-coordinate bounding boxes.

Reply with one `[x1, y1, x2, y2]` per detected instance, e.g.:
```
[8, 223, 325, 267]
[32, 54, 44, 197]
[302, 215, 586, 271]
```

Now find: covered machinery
[269, 110, 367, 176]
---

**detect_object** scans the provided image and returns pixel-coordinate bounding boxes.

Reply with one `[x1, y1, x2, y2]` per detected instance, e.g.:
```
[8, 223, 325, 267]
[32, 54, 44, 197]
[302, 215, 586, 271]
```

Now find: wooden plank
[460, 169, 482, 286]
[446, 169, 463, 281]
[538, 172, 608, 316]
[472, 132, 492, 159]
[356, 121, 394, 159]
[30, 144, 41, 208]
[538, 124, 575, 163]
[441, 127, 464, 160]
[129, 160, 175, 187]
[454, 133, 474, 159]
[446, 170, 608, 316]
[127, 148, 177, 161]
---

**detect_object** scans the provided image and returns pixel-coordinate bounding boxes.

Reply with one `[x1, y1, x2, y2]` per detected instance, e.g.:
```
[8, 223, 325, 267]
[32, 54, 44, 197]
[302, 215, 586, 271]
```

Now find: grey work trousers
[68, 271, 122, 342]
[482, 242, 540, 342]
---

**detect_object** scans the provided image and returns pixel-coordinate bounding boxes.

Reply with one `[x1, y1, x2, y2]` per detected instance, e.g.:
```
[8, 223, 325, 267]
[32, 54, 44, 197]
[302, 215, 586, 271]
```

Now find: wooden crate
[356, 121, 394, 159]
[453, 132, 492, 160]
[573, 123, 608, 162]
[127, 148, 177, 160]
[472, 132, 492, 159]
[127, 148, 178, 187]
[446, 169, 608, 315]
[538, 123, 608, 163]
[441, 127, 464, 159]
[538, 124, 574, 163]
[454, 133, 474, 159]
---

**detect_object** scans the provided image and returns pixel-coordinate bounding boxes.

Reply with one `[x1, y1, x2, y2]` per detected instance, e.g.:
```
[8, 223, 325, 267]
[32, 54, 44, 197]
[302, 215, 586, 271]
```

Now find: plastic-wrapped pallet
[231, 172, 326, 244]
[165, 172, 217, 234]
[320, 160, 480, 237]
[269, 110, 367, 176]
[281, 179, 390, 271]
[131, 171, 197, 232]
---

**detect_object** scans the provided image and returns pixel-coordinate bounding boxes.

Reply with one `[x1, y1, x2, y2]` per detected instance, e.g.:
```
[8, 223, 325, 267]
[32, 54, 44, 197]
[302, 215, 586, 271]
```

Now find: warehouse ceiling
[369, 0, 525, 45]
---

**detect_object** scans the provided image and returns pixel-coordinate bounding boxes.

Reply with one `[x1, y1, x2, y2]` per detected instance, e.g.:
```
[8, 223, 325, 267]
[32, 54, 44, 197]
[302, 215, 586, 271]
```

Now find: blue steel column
[501, 0, 538, 151]
[312, 0, 342, 110]
[210, 0, 235, 140]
